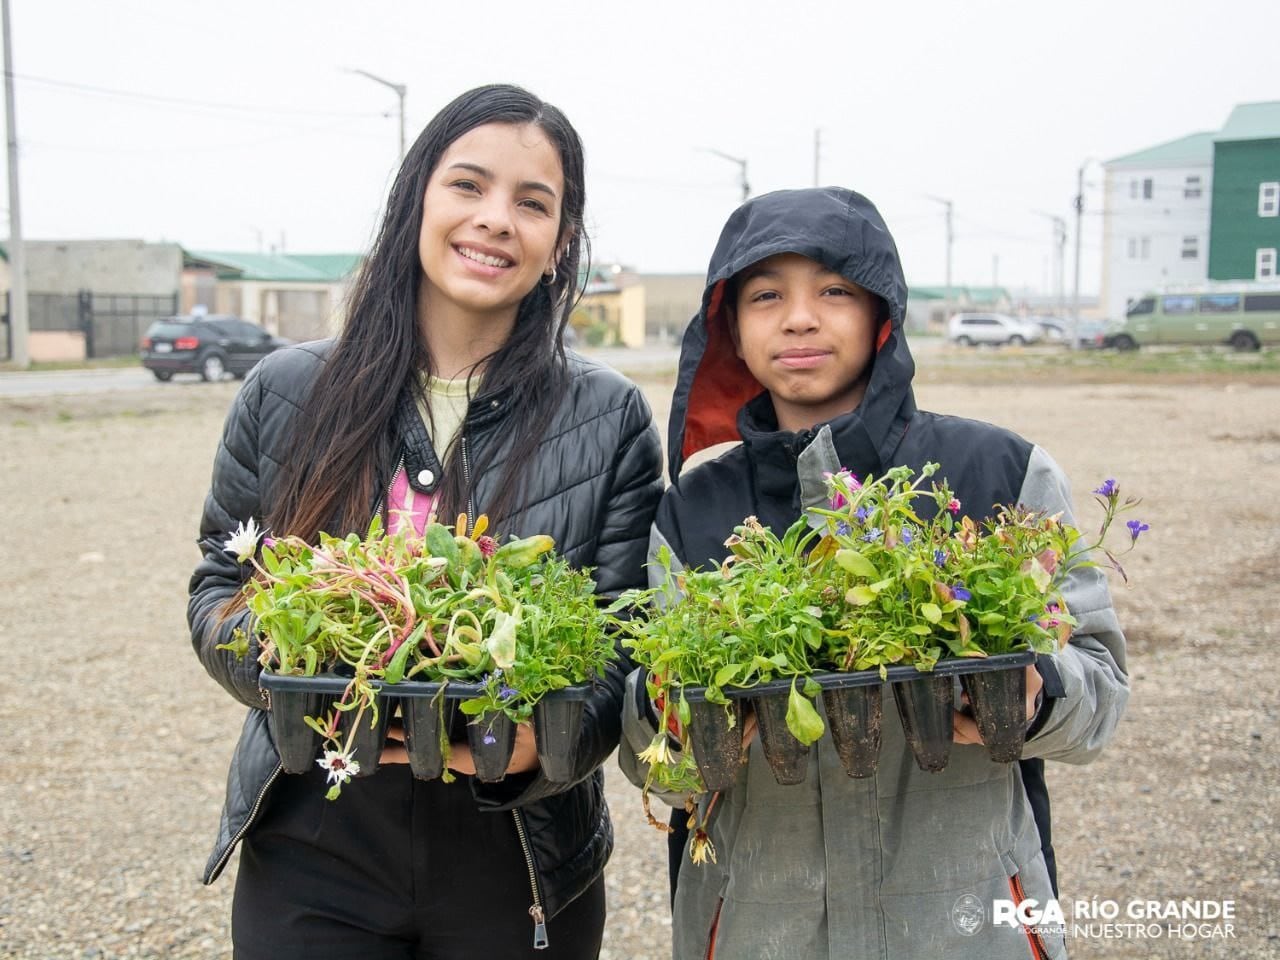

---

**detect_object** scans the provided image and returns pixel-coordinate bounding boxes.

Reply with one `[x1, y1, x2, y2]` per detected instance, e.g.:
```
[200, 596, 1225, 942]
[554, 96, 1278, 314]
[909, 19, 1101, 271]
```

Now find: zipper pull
[529, 904, 549, 950]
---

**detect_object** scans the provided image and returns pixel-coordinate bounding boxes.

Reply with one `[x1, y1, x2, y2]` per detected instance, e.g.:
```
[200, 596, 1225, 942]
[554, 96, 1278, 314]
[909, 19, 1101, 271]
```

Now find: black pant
[232, 765, 605, 959]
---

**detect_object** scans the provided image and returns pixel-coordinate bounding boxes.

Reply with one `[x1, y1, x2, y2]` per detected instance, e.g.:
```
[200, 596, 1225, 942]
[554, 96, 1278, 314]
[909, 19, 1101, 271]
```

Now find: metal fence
[3, 290, 179, 359]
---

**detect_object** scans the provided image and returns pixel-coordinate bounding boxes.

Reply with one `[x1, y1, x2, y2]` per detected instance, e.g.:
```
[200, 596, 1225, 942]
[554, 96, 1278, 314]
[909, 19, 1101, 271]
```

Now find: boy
[620, 188, 1127, 959]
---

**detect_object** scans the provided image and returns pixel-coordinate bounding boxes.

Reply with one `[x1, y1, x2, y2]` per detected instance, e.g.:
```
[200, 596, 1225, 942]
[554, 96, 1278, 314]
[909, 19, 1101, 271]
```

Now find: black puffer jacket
[188, 340, 663, 919]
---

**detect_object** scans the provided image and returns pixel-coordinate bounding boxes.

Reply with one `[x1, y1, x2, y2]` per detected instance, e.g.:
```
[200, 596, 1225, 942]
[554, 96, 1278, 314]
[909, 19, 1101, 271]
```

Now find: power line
[14, 71, 382, 119]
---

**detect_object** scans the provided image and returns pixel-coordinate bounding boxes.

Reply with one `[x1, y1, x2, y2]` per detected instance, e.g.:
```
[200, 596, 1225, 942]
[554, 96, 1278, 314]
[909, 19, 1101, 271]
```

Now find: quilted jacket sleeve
[187, 363, 270, 710]
[1017, 444, 1130, 763]
[472, 380, 664, 810]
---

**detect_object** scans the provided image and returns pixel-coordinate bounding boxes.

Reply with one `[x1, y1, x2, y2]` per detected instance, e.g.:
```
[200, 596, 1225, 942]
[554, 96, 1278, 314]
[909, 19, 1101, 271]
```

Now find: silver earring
[542, 265, 557, 286]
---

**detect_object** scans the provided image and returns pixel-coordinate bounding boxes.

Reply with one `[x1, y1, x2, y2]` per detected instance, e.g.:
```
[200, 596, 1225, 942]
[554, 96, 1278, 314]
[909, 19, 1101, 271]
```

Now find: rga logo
[993, 898, 1065, 927]
[951, 894, 985, 936]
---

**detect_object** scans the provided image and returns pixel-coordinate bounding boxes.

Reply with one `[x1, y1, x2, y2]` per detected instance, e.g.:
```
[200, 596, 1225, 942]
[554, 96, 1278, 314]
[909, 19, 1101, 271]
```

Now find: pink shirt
[385, 465, 436, 538]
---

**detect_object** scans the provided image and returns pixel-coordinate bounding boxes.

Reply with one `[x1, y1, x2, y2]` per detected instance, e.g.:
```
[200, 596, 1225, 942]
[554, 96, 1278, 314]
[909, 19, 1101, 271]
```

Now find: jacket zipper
[512, 808, 549, 949]
[208, 761, 283, 882]
[463, 431, 539, 944]
[460, 435, 476, 523]
[1008, 873, 1051, 960]
[377, 454, 407, 524]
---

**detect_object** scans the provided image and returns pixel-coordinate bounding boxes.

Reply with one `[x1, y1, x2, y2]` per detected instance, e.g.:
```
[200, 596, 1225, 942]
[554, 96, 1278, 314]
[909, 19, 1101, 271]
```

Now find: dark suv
[140, 315, 292, 382]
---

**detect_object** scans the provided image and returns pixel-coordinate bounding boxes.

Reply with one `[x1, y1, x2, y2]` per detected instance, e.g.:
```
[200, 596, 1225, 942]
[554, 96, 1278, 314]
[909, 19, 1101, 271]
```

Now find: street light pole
[705, 148, 749, 202]
[347, 68, 406, 161]
[926, 195, 954, 325]
[2, 0, 28, 368]
[1071, 161, 1093, 351]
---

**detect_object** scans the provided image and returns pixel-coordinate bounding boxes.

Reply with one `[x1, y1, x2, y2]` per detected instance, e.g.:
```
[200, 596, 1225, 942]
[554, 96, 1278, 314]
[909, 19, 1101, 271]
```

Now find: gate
[1, 289, 179, 359]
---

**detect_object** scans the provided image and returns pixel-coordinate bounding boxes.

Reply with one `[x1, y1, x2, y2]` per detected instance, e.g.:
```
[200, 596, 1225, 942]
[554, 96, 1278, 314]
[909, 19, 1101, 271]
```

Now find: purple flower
[1126, 519, 1149, 542]
[900, 528, 914, 546]
[835, 521, 851, 537]
[952, 584, 972, 602]
[860, 527, 882, 543]
[498, 685, 518, 701]
[855, 506, 872, 523]
[1093, 479, 1118, 498]
[933, 548, 947, 568]
[482, 733, 497, 746]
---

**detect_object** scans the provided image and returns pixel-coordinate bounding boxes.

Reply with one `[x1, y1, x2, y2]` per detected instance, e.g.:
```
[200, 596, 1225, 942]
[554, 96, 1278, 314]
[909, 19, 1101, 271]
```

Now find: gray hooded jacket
[619, 187, 1128, 960]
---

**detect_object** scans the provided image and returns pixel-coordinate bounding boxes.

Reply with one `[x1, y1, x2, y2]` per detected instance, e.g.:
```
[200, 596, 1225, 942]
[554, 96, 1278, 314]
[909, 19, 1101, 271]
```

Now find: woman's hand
[379, 720, 542, 777]
[952, 665, 1043, 746]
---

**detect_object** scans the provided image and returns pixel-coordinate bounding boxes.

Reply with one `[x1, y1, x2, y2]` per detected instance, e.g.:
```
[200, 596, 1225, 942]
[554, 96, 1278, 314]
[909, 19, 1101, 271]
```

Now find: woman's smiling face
[417, 122, 565, 323]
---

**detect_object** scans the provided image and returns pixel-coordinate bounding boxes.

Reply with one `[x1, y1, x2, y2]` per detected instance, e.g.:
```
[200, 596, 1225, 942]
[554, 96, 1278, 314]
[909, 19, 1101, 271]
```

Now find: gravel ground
[1, 353, 1277, 958]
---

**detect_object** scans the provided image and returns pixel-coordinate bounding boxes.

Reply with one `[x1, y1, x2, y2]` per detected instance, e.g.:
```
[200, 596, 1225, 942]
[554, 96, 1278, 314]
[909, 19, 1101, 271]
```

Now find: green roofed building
[183, 250, 363, 341]
[1207, 103, 1280, 283]
[1102, 101, 1280, 319]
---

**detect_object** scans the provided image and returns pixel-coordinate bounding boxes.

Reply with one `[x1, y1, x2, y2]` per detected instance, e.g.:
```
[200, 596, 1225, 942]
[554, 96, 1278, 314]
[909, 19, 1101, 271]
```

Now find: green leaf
[714, 663, 743, 687]
[920, 602, 942, 624]
[846, 585, 877, 606]
[834, 549, 879, 579]
[785, 681, 826, 745]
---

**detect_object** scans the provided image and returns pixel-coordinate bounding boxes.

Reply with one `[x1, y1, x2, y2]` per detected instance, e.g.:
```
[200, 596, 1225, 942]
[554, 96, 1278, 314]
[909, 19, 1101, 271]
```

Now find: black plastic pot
[892, 674, 955, 773]
[533, 686, 591, 783]
[402, 693, 459, 781]
[335, 699, 393, 777]
[822, 684, 883, 778]
[467, 712, 517, 782]
[961, 667, 1028, 763]
[684, 697, 744, 792]
[752, 692, 811, 785]
[265, 684, 329, 774]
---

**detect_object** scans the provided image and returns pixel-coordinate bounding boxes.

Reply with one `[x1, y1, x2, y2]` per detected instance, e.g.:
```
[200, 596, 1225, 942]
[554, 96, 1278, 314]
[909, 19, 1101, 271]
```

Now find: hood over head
[668, 186, 916, 479]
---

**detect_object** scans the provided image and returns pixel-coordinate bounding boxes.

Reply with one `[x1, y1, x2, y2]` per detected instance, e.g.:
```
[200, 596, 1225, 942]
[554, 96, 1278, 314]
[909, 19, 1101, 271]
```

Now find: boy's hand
[951, 665, 1044, 746]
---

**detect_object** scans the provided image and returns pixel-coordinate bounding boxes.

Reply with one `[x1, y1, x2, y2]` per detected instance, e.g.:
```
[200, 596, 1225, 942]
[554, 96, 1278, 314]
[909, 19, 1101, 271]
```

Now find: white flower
[223, 518, 261, 563]
[637, 734, 672, 767]
[316, 748, 361, 785]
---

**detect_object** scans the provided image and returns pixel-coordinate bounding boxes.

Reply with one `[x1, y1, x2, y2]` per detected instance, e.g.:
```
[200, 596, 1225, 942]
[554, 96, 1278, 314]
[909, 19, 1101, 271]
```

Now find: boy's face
[729, 252, 880, 432]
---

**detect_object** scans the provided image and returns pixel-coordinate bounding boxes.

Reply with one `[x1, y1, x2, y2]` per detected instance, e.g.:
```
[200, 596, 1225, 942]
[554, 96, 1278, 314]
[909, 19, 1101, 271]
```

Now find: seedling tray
[260, 672, 596, 784]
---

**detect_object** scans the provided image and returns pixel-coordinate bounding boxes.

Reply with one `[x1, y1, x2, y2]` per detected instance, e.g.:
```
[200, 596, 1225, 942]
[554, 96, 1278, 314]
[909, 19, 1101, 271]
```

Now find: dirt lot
[1, 348, 1277, 958]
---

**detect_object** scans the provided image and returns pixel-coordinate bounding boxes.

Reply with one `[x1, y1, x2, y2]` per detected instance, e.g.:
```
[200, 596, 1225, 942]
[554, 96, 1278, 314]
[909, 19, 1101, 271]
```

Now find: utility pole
[3, 0, 27, 368]
[927, 195, 954, 324]
[347, 68, 407, 162]
[705, 148, 749, 202]
[813, 128, 821, 187]
[1071, 163, 1086, 351]
[1034, 211, 1068, 317]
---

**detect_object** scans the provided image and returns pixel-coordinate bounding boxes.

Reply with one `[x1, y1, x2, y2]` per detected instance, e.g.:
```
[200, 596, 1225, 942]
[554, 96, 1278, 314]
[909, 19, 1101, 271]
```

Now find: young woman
[189, 84, 663, 959]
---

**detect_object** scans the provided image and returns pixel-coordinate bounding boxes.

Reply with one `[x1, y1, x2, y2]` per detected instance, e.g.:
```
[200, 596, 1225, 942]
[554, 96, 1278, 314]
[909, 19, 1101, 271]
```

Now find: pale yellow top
[416, 374, 472, 462]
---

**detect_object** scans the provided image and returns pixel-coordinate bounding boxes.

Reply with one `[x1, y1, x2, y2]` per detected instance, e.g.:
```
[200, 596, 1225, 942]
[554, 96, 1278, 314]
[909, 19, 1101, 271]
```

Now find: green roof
[1215, 101, 1280, 142]
[1106, 131, 1216, 168]
[184, 250, 362, 282]
[908, 285, 1011, 305]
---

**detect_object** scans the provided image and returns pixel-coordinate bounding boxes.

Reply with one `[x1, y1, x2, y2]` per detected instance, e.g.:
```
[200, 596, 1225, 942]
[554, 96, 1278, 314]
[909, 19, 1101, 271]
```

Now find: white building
[1101, 132, 1215, 320]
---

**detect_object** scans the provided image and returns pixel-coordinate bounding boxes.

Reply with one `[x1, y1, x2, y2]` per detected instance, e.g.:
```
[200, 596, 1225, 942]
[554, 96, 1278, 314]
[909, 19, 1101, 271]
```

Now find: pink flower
[947, 498, 961, 515]
[477, 535, 498, 558]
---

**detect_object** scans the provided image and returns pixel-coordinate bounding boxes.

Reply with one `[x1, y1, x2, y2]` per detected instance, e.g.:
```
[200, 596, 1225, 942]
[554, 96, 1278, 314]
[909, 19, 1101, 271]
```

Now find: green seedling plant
[814, 466, 1147, 663]
[218, 513, 621, 798]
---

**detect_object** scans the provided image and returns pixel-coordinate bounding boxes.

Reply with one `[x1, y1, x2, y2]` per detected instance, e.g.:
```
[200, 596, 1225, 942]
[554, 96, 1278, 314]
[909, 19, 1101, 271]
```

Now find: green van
[1112, 285, 1280, 351]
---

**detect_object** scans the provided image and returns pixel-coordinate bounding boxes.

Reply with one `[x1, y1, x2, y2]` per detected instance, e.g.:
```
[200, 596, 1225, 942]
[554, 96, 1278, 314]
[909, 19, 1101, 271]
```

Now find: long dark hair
[270, 84, 588, 541]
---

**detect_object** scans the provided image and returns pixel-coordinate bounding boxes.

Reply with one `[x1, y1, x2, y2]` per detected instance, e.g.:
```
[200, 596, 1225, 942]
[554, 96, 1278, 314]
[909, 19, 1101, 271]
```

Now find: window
[1181, 236, 1199, 259]
[1140, 237, 1151, 259]
[1199, 294, 1240, 313]
[1127, 238, 1137, 258]
[1162, 295, 1197, 314]
[1184, 175, 1202, 200]
[1260, 183, 1279, 218]
[1127, 297, 1155, 317]
[1143, 178, 1153, 200]
[1129, 179, 1139, 199]
[1258, 248, 1278, 280]
[1244, 293, 1280, 312]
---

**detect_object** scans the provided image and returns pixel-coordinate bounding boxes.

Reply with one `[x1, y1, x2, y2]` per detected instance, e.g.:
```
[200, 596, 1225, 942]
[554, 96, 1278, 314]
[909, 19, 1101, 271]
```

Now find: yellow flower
[637, 734, 672, 767]
[690, 830, 717, 865]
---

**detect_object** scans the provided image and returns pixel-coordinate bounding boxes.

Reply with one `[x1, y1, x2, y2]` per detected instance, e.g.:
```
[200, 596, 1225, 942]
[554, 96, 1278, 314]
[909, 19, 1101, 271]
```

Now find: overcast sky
[3, 0, 1276, 297]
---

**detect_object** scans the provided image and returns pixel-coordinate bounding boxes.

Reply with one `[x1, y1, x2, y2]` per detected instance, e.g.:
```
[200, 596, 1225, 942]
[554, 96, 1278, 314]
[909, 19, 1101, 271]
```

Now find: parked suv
[140, 315, 292, 381]
[947, 312, 1042, 347]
